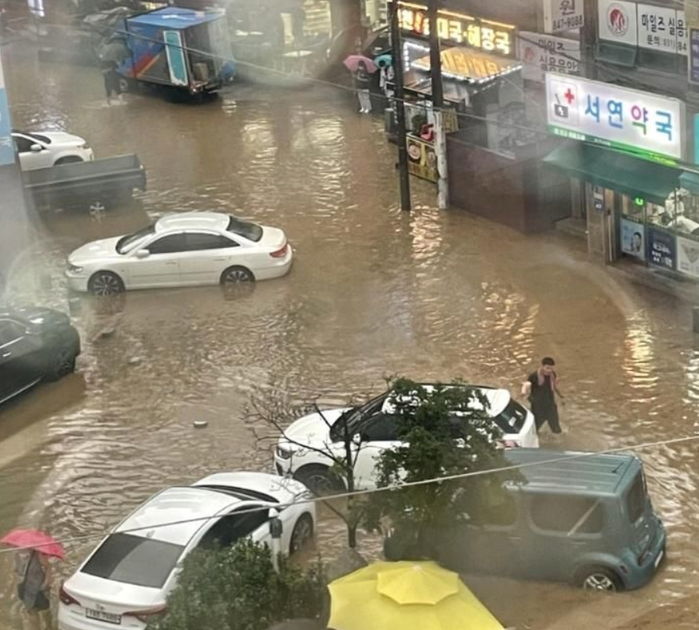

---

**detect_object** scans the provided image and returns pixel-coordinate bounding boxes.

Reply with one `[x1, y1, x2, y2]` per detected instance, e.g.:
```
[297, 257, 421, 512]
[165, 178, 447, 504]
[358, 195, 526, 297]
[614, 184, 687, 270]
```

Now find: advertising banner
[648, 227, 676, 270]
[518, 31, 580, 82]
[677, 235, 699, 278]
[620, 218, 645, 259]
[545, 73, 685, 162]
[543, 0, 584, 34]
[0, 58, 15, 167]
[598, 0, 638, 46]
[407, 136, 438, 183]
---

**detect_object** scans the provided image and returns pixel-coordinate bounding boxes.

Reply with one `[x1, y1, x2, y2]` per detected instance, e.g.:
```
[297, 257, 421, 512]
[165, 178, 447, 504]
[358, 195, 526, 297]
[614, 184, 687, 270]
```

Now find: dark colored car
[0, 307, 81, 405]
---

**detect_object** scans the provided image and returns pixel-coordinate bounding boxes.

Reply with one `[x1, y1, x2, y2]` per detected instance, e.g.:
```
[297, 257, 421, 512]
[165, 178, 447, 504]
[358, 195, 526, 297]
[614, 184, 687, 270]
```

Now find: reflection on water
[1, 42, 699, 629]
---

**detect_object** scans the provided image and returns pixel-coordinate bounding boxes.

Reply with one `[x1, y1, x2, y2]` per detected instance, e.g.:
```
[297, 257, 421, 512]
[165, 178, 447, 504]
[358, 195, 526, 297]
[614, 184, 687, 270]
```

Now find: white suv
[12, 130, 94, 170]
[275, 384, 539, 493]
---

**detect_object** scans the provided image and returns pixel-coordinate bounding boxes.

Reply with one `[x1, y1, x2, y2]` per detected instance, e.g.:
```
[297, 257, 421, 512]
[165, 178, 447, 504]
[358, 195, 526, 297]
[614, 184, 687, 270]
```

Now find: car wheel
[293, 465, 344, 496]
[88, 271, 125, 296]
[54, 156, 83, 165]
[220, 266, 254, 284]
[577, 566, 622, 592]
[289, 513, 314, 555]
[46, 345, 77, 381]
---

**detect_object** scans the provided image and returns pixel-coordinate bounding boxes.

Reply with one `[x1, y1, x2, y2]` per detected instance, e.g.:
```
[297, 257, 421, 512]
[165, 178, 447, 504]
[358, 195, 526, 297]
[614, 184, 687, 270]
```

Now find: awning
[543, 143, 680, 206]
[679, 171, 699, 195]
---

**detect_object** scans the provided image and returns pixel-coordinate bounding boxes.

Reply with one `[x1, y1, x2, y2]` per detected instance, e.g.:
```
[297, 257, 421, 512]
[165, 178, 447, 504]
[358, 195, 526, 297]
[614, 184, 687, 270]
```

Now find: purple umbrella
[343, 54, 378, 73]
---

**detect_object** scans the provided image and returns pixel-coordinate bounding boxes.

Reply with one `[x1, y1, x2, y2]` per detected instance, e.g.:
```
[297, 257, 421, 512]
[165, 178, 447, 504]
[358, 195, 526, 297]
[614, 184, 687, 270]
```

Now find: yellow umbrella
[328, 561, 504, 630]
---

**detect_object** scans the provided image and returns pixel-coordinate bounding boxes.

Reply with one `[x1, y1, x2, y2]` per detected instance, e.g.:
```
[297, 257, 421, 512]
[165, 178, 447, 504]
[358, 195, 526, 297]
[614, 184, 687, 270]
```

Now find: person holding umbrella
[2, 529, 64, 628]
[343, 54, 377, 114]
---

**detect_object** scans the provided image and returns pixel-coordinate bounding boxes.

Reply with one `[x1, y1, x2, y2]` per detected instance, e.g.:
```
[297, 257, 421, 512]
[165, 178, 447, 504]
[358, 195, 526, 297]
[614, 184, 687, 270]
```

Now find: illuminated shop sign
[397, 2, 516, 58]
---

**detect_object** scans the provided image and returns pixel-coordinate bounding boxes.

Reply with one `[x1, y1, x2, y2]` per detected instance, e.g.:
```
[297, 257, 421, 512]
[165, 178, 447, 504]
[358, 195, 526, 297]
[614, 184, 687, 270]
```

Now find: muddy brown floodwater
[1, 42, 699, 630]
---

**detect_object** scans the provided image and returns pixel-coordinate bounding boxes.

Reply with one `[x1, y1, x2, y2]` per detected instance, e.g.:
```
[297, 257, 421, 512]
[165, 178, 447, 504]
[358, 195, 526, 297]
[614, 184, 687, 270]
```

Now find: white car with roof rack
[65, 212, 293, 295]
[57, 472, 314, 630]
[274, 384, 539, 493]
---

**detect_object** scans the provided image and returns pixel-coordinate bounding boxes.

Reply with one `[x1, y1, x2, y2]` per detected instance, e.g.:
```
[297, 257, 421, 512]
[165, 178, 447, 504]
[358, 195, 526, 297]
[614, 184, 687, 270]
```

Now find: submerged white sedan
[65, 212, 293, 295]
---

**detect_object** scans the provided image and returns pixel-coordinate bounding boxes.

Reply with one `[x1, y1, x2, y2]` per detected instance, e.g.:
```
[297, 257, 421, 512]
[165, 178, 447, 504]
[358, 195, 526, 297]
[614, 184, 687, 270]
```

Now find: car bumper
[59, 605, 145, 630]
[622, 521, 667, 590]
[256, 245, 294, 281]
[65, 270, 90, 293]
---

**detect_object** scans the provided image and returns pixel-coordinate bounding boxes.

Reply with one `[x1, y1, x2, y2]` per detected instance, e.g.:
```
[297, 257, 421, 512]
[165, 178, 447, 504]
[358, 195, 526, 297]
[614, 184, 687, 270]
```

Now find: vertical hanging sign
[163, 30, 189, 86]
[0, 56, 16, 166]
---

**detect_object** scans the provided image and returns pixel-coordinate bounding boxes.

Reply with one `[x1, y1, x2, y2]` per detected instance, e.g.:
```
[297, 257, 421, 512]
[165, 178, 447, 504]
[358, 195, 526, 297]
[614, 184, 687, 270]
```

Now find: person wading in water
[521, 356, 564, 434]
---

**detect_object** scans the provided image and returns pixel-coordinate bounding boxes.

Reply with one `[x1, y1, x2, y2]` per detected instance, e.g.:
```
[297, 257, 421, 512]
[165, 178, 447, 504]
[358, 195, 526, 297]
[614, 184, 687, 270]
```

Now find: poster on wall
[598, 0, 638, 46]
[543, 0, 584, 34]
[620, 218, 645, 259]
[677, 235, 699, 278]
[407, 136, 438, 183]
[648, 227, 676, 270]
[518, 31, 580, 82]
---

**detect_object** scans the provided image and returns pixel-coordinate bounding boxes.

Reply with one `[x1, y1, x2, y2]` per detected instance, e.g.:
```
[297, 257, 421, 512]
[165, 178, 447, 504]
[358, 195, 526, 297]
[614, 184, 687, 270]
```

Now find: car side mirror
[30, 144, 43, 152]
[135, 249, 150, 259]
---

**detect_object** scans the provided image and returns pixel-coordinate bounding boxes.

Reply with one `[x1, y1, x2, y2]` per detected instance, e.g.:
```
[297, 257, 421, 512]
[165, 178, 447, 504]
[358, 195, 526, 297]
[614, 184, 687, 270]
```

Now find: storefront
[543, 71, 699, 281]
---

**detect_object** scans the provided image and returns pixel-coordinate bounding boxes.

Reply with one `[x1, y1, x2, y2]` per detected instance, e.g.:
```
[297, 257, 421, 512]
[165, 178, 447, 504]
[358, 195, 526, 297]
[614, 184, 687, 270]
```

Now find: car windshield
[227, 216, 263, 242]
[493, 399, 527, 433]
[81, 533, 184, 588]
[116, 225, 155, 254]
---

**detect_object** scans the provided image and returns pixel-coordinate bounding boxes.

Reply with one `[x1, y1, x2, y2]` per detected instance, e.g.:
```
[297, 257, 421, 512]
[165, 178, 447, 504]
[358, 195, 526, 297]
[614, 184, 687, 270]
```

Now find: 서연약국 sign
[545, 73, 685, 162]
[543, 0, 584, 34]
[518, 31, 580, 82]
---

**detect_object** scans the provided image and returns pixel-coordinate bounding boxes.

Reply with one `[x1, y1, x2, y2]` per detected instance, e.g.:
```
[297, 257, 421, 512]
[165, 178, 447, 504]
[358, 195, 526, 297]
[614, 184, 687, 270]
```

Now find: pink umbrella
[343, 54, 377, 73]
[1, 529, 65, 559]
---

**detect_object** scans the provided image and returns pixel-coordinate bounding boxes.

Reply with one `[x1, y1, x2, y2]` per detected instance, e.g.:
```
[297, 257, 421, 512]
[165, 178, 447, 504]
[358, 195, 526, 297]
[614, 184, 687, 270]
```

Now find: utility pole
[391, 0, 411, 212]
[581, 0, 597, 80]
[428, 0, 448, 209]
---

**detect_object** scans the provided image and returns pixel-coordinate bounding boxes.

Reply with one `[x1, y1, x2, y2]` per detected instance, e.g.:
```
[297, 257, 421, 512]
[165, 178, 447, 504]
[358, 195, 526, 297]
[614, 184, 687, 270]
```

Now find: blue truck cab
[438, 449, 666, 592]
[115, 7, 235, 96]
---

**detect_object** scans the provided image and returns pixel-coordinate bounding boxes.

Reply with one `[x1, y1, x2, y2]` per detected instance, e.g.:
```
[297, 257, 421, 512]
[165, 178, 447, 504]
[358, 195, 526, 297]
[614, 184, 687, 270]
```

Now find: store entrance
[585, 183, 617, 263]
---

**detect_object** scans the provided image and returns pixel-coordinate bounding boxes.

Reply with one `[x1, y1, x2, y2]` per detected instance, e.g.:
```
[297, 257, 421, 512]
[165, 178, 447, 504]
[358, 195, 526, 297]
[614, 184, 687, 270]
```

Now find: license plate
[654, 549, 664, 568]
[86, 608, 122, 625]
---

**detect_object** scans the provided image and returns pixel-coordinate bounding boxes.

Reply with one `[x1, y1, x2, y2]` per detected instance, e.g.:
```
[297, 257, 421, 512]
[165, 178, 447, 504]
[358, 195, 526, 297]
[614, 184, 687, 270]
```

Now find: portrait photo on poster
[621, 218, 645, 259]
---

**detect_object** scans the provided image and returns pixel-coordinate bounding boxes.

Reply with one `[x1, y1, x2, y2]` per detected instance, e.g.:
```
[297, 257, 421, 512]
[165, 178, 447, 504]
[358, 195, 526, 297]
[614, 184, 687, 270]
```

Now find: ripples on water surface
[1, 43, 699, 629]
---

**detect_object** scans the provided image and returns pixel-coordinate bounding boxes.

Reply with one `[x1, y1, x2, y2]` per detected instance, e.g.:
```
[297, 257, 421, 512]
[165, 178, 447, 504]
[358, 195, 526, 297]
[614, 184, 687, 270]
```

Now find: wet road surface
[1, 43, 699, 629]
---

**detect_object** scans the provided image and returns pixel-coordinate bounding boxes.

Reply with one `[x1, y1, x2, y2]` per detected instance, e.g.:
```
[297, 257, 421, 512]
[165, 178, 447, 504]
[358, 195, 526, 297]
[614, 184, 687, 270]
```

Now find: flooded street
[2, 43, 699, 629]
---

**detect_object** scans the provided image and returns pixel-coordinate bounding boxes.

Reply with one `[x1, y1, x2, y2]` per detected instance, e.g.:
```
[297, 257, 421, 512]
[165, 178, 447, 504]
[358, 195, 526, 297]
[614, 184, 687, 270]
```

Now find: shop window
[647, 191, 699, 237]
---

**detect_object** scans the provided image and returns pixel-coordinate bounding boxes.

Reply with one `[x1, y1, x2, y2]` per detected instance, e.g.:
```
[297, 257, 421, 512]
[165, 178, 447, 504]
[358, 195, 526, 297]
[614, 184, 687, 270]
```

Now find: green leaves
[148, 539, 324, 630]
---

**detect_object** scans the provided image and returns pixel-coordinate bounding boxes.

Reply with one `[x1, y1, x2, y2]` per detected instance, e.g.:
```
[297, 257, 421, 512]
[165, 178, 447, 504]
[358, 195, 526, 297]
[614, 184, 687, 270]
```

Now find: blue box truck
[111, 6, 235, 97]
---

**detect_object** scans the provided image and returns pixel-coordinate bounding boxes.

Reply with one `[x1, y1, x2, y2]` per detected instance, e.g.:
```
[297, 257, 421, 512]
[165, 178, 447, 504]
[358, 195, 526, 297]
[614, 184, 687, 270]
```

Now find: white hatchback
[58, 472, 315, 630]
[12, 129, 94, 170]
[274, 385, 539, 492]
[65, 212, 293, 294]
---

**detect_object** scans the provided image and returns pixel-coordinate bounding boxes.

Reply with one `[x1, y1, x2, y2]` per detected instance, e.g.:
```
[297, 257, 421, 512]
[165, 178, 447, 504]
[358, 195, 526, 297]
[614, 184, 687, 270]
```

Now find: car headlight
[276, 446, 292, 460]
[67, 263, 84, 274]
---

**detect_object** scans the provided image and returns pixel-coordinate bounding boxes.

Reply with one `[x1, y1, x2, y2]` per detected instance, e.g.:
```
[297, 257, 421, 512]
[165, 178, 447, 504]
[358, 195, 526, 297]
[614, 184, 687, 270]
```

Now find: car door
[177, 232, 241, 286]
[352, 412, 403, 489]
[126, 233, 186, 288]
[13, 134, 50, 170]
[0, 320, 44, 402]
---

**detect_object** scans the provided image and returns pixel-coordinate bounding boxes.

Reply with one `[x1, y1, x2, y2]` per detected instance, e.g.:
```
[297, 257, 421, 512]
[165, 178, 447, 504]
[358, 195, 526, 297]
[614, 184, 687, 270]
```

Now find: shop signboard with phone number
[397, 2, 516, 58]
[545, 73, 685, 162]
[518, 32, 580, 82]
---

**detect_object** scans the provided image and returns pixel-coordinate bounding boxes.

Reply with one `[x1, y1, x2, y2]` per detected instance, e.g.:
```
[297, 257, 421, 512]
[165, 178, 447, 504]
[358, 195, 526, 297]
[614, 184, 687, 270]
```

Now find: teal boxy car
[437, 449, 666, 592]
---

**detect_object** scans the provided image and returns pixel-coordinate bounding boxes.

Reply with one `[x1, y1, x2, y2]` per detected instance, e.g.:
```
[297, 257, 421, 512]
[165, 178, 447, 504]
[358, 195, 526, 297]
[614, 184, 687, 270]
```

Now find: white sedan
[65, 212, 293, 295]
[12, 129, 94, 170]
[274, 384, 539, 493]
[58, 472, 315, 630]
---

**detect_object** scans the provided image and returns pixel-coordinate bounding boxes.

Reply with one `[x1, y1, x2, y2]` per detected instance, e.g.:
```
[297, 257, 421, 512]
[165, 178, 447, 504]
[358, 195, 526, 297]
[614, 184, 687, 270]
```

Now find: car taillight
[270, 243, 288, 258]
[59, 583, 81, 606]
[124, 605, 167, 622]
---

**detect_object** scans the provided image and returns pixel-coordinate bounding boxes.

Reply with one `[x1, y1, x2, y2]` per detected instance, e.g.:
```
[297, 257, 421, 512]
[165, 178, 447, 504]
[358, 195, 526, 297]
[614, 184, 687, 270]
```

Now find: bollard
[694, 307, 699, 334]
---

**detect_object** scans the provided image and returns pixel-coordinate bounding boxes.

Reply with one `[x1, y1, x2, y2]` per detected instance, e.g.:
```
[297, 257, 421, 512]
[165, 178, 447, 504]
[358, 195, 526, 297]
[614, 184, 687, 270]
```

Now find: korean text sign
[543, 0, 584, 34]
[648, 228, 676, 270]
[397, 3, 516, 58]
[518, 32, 580, 82]
[0, 58, 15, 167]
[545, 73, 685, 161]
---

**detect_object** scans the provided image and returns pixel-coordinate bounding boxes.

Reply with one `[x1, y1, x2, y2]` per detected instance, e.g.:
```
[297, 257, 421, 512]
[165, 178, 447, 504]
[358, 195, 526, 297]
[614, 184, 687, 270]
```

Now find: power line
[1, 431, 697, 556]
